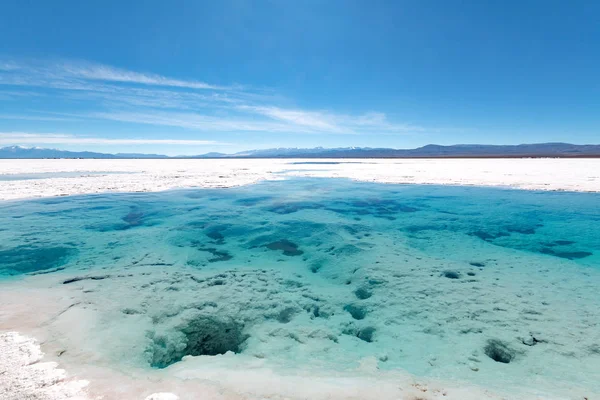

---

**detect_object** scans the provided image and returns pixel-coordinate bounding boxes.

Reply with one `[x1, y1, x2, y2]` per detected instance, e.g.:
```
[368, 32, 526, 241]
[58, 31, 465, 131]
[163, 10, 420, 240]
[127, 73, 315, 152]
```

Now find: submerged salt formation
[0, 178, 599, 399]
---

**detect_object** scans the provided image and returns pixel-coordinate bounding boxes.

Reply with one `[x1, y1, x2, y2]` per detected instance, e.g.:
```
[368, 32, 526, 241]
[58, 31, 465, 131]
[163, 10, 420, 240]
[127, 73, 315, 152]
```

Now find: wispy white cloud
[0, 58, 429, 137]
[0, 61, 19, 71]
[63, 86, 221, 110]
[240, 106, 424, 134]
[241, 106, 345, 133]
[0, 114, 81, 122]
[57, 61, 224, 90]
[1, 59, 224, 90]
[0, 132, 224, 146]
[89, 111, 301, 133]
[0, 90, 47, 98]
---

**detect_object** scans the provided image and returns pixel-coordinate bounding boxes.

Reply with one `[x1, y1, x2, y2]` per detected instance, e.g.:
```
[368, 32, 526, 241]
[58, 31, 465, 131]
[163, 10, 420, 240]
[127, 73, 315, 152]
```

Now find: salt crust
[0, 332, 183, 400]
[0, 331, 89, 400]
[0, 330, 516, 400]
[0, 158, 598, 201]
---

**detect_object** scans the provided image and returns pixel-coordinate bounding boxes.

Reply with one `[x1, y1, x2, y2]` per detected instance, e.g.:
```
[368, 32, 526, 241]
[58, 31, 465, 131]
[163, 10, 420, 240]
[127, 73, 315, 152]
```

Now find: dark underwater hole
[354, 287, 373, 300]
[150, 316, 248, 369]
[265, 239, 303, 256]
[276, 307, 298, 323]
[344, 304, 368, 320]
[441, 270, 461, 279]
[342, 326, 376, 343]
[357, 327, 376, 343]
[122, 207, 145, 227]
[206, 229, 225, 242]
[342, 325, 376, 343]
[484, 339, 516, 363]
[309, 262, 323, 273]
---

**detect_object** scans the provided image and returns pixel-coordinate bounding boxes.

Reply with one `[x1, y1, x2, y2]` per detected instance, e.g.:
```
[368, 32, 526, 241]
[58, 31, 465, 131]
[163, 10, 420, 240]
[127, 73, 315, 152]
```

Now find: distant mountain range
[0, 146, 170, 159]
[1, 143, 599, 159]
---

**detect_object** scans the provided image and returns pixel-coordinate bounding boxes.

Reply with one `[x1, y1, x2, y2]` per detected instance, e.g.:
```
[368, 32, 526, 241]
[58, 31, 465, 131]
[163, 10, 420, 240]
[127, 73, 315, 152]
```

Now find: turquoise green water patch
[0, 244, 77, 275]
[1, 178, 599, 396]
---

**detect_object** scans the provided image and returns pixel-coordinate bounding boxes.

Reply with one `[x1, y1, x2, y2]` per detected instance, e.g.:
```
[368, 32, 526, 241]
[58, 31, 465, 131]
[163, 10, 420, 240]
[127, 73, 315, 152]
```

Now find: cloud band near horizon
[0, 58, 427, 140]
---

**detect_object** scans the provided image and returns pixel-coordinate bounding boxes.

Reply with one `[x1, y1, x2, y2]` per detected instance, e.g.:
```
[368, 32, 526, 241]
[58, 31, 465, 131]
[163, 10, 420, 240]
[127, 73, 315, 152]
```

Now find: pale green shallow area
[0, 178, 599, 398]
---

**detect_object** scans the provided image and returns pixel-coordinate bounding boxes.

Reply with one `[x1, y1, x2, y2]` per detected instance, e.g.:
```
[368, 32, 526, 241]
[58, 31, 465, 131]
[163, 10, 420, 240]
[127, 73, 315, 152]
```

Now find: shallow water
[1, 178, 599, 398]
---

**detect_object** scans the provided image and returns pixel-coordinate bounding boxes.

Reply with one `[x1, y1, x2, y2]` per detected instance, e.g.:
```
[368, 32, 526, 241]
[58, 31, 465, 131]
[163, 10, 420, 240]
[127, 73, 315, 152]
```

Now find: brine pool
[1, 178, 599, 399]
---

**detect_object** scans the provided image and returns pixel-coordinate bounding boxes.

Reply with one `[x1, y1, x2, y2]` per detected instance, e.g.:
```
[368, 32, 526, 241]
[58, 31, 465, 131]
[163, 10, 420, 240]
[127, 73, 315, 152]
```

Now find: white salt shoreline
[0, 330, 544, 400]
[0, 332, 90, 400]
[0, 158, 598, 201]
[0, 331, 177, 400]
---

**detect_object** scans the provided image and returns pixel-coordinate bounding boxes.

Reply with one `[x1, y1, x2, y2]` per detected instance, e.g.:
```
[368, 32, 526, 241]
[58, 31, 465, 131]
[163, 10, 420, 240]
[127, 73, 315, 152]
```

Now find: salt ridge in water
[0, 178, 599, 399]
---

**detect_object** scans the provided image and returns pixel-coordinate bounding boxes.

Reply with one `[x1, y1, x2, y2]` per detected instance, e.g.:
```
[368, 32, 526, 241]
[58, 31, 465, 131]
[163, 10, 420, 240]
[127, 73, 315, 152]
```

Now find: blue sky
[0, 0, 598, 155]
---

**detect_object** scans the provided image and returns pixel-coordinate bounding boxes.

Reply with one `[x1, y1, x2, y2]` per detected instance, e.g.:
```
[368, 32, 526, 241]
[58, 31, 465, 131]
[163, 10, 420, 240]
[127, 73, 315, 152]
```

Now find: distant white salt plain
[0, 158, 599, 201]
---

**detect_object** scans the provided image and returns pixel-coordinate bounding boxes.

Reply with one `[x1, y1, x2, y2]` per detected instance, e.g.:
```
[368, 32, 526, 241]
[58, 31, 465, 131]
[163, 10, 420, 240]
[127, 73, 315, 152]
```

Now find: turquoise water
[1, 178, 599, 396]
